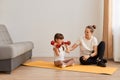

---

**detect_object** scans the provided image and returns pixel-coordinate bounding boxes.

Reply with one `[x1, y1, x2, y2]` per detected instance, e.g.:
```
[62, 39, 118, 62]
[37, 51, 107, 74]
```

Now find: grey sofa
[0, 24, 34, 73]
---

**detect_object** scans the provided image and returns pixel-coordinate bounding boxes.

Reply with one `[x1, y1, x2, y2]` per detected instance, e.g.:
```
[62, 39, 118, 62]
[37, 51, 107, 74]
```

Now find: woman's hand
[83, 55, 90, 60]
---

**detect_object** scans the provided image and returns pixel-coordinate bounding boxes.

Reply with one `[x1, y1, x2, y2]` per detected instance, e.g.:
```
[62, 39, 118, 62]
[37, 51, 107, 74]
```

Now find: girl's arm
[65, 44, 70, 53]
[90, 45, 97, 57]
[53, 47, 59, 56]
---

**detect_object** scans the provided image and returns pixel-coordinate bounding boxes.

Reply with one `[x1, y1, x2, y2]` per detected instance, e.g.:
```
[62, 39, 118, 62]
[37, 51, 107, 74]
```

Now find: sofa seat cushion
[0, 41, 34, 60]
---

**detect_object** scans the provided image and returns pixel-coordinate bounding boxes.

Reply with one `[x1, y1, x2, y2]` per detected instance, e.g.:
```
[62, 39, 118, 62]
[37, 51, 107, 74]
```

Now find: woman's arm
[83, 45, 97, 60]
[65, 42, 79, 53]
[90, 45, 97, 57]
[70, 43, 78, 51]
[53, 47, 59, 56]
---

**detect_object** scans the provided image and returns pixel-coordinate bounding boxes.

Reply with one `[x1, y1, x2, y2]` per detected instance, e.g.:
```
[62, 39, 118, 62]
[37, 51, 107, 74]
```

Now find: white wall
[0, 0, 103, 57]
[112, 0, 120, 62]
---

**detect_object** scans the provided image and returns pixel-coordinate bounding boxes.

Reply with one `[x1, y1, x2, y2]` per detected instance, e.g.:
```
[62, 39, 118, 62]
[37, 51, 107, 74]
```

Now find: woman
[70, 25, 107, 67]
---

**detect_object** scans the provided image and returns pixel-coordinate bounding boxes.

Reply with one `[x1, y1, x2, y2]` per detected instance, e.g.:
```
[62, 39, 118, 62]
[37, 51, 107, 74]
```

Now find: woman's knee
[79, 56, 86, 64]
[79, 56, 83, 61]
[98, 41, 105, 50]
[99, 41, 105, 47]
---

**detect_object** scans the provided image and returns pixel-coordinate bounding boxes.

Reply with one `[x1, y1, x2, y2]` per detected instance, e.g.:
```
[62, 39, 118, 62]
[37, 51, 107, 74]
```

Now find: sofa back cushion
[0, 24, 13, 45]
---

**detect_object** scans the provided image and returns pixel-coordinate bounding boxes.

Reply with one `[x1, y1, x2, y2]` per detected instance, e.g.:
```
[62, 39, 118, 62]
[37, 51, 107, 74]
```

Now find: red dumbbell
[50, 40, 61, 48]
[63, 41, 71, 45]
[51, 40, 55, 45]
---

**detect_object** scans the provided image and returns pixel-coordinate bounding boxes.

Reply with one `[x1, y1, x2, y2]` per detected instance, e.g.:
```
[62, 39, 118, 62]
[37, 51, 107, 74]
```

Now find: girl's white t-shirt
[54, 46, 65, 61]
[75, 36, 98, 56]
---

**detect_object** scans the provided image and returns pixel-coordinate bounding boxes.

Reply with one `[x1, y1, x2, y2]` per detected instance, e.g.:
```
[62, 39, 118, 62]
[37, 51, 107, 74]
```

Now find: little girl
[52, 33, 74, 68]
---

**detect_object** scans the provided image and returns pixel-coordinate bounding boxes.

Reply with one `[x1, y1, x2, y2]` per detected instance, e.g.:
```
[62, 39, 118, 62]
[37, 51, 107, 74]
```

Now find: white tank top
[54, 46, 65, 61]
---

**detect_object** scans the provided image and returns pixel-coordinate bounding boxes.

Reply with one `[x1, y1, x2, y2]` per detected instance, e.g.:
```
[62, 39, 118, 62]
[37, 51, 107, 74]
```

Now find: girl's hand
[83, 55, 90, 60]
[64, 44, 70, 53]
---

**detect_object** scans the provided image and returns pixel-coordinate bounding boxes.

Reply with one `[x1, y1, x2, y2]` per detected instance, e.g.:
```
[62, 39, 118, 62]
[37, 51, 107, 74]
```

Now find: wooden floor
[0, 57, 120, 80]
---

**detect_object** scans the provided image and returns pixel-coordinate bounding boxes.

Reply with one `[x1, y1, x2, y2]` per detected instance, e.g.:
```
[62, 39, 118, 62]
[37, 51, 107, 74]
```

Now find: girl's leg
[54, 61, 63, 67]
[63, 58, 75, 67]
[63, 58, 74, 63]
[54, 59, 74, 68]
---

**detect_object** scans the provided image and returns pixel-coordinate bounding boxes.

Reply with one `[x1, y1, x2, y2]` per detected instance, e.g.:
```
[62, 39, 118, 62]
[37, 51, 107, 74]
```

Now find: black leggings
[79, 41, 105, 65]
